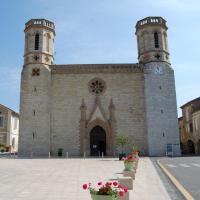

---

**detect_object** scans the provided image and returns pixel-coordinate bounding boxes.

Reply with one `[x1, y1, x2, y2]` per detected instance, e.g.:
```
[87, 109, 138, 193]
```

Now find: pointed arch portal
[90, 126, 106, 156]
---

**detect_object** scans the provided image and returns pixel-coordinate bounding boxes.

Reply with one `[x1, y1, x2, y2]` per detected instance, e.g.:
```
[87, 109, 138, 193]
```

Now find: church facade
[18, 17, 181, 157]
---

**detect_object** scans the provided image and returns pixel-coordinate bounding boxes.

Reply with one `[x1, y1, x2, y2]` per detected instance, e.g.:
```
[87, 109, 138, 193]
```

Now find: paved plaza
[0, 157, 181, 200]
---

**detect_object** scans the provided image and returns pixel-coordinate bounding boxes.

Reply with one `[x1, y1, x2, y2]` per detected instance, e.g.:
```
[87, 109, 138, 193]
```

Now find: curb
[157, 160, 195, 200]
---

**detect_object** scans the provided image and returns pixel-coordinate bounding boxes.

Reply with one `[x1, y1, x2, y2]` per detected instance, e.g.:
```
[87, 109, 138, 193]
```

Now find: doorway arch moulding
[79, 96, 117, 156]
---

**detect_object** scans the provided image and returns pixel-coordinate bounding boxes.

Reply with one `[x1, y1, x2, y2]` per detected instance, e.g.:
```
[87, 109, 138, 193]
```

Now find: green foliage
[116, 134, 131, 153]
[90, 186, 118, 197]
[132, 145, 139, 152]
[0, 143, 5, 148]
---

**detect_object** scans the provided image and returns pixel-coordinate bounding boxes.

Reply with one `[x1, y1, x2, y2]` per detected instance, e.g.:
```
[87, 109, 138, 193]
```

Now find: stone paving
[0, 157, 173, 200]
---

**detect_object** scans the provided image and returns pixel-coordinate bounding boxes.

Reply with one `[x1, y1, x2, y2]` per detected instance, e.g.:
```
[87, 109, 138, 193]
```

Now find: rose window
[88, 78, 106, 95]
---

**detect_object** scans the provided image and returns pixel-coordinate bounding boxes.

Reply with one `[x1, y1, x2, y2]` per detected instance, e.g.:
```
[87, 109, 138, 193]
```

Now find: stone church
[19, 16, 181, 157]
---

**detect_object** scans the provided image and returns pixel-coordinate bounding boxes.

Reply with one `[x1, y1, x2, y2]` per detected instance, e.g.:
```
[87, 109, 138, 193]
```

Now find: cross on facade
[33, 55, 39, 61]
[155, 54, 161, 59]
[32, 68, 40, 76]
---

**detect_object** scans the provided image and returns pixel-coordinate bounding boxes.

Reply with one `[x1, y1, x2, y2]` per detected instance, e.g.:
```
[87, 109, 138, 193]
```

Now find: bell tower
[19, 19, 55, 157]
[135, 17, 181, 156]
[24, 19, 55, 65]
[136, 17, 169, 64]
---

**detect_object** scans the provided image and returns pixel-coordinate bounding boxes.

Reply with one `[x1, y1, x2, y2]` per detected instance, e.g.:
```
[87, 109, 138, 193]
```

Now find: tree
[116, 134, 131, 154]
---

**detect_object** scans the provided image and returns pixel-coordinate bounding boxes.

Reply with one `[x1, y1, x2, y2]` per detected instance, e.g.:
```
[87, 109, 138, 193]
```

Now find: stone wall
[144, 62, 180, 156]
[18, 64, 51, 156]
[51, 66, 147, 156]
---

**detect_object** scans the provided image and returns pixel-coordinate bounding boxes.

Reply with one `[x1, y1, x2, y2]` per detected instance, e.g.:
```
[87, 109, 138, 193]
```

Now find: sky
[0, 0, 200, 116]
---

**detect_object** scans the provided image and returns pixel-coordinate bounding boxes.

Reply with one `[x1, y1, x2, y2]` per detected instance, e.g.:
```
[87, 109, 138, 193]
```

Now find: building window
[33, 110, 36, 116]
[34, 34, 40, 50]
[161, 109, 164, 114]
[0, 116, 4, 128]
[32, 68, 40, 76]
[12, 138, 15, 148]
[88, 78, 106, 96]
[13, 118, 17, 130]
[154, 32, 159, 48]
[189, 123, 193, 132]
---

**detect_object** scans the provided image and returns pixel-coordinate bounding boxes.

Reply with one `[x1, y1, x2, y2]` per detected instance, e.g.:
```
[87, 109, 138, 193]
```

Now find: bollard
[49, 152, 51, 159]
[99, 151, 100, 158]
[66, 152, 69, 158]
[31, 152, 33, 158]
[102, 152, 104, 158]
[84, 152, 86, 159]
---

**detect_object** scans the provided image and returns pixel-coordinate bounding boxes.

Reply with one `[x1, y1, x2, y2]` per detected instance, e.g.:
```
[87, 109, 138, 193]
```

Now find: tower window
[154, 32, 159, 48]
[34, 34, 40, 50]
[32, 132, 35, 140]
[46, 33, 51, 52]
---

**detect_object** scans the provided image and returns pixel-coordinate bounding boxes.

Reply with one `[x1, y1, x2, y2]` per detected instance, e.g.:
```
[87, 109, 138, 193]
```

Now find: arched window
[46, 33, 51, 52]
[164, 33, 168, 50]
[34, 33, 40, 50]
[154, 32, 159, 48]
[25, 36, 29, 50]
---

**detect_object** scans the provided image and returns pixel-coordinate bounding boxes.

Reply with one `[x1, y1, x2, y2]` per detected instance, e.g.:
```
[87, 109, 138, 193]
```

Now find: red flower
[119, 191, 124, 197]
[124, 188, 128, 192]
[118, 185, 124, 189]
[98, 182, 102, 186]
[105, 182, 112, 187]
[82, 184, 88, 190]
[113, 181, 118, 186]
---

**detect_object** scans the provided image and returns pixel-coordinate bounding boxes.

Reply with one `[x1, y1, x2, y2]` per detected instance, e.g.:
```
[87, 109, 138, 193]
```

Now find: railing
[136, 17, 166, 28]
[25, 19, 55, 29]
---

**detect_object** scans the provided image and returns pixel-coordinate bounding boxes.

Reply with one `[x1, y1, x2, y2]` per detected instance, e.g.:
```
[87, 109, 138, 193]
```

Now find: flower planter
[119, 153, 126, 160]
[91, 194, 117, 200]
[124, 162, 133, 171]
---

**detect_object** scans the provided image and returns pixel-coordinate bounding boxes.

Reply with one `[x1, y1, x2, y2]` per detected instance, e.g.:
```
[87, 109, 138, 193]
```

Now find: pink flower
[82, 184, 88, 190]
[98, 182, 102, 186]
[124, 187, 128, 192]
[119, 191, 124, 197]
[113, 181, 118, 186]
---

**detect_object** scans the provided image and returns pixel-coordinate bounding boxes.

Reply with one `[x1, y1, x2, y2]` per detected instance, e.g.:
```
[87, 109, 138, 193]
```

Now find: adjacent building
[0, 104, 19, 152]
[179, 97, 200, 154]
[19, 17, 181, 157]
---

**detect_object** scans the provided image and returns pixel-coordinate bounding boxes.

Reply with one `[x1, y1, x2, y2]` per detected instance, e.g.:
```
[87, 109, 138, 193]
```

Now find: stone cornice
[51, 63, 143, 74]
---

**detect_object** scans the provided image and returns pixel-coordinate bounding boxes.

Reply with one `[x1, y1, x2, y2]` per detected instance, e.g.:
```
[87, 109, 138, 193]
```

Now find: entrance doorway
[197, 140, 200, 154]
[90, 126, 106, 156]
[187, 140, 195, 154]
